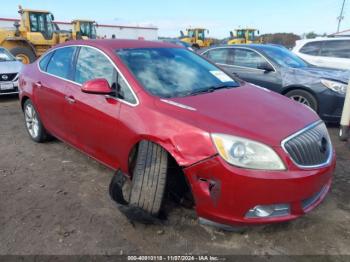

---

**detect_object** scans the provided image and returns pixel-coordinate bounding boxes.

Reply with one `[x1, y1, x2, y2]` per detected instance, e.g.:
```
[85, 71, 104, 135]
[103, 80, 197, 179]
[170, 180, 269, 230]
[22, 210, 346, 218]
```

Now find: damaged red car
[19, 40, 335, 228]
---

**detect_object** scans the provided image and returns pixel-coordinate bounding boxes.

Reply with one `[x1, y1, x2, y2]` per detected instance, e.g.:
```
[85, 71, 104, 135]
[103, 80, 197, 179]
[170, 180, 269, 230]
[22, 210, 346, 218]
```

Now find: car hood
[161, 84, 319, 147]
[0, 61, 22, 74]
[281, 66, 350, 86]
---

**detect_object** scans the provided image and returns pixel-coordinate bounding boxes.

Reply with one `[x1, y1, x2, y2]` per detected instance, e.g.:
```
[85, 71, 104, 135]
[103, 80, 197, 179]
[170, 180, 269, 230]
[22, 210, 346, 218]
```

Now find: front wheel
[23, 99, 50, 142]
[110, 141, 168, 217]
[285, 89, 318, 112]
[10, 46, 36, 64]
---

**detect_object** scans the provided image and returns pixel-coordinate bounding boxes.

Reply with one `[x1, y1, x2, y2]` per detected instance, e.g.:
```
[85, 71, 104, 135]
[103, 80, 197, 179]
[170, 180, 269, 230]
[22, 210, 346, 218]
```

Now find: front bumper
[184, 152, 335, 227]
[0, 81, 19, 95]
[317, 89, 345, 123]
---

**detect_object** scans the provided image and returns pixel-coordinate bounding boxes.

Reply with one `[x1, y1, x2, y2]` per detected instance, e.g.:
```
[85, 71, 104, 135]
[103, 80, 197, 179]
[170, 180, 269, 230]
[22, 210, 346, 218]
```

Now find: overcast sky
[1, 0, 349, 38]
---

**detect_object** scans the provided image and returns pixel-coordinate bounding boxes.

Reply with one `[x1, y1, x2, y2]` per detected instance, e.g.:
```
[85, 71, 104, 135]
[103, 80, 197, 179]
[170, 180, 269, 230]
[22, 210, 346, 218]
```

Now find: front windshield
[0, 49, 15, 62]
[116, 48, 239, 98]
[263, 47, 308, 68]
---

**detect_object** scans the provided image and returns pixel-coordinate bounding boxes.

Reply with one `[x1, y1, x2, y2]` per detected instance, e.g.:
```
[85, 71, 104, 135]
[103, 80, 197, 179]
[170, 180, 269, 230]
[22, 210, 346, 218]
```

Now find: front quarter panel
[115, 100, 217, 174]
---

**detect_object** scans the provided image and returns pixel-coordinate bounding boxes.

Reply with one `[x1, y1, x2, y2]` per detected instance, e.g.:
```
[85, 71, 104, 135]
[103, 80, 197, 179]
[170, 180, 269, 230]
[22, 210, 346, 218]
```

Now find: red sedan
[19, 40, 335, 228]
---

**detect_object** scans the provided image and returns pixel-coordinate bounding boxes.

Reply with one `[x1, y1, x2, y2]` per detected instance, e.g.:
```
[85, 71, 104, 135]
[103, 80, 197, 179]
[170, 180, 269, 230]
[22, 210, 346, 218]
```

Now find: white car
[293, 37, 350, 70]
[0, 47, 22, 95]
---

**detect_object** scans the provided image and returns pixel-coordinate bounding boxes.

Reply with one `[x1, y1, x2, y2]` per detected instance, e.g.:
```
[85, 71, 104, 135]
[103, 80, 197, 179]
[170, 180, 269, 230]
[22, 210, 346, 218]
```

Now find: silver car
[0, 47, 22, 95]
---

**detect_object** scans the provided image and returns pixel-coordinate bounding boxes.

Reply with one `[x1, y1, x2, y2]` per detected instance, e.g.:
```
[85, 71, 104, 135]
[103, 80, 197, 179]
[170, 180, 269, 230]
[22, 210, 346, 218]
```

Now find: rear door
[63, 46, 125, 168]
[34, 46, 76, 140]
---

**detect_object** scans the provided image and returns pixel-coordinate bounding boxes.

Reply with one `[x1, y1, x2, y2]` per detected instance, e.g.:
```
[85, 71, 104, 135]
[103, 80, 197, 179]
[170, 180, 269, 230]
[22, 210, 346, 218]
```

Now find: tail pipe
[340, 80, 350, 141]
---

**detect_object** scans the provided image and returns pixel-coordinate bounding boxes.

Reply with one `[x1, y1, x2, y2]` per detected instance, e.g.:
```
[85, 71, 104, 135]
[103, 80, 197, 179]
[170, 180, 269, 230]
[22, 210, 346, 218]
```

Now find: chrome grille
[282, 121, 332, 168]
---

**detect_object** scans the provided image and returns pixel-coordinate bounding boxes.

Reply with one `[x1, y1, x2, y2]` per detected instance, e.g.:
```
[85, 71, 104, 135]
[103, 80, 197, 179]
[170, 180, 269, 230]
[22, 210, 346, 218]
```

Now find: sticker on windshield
[209, 70, 233, 82]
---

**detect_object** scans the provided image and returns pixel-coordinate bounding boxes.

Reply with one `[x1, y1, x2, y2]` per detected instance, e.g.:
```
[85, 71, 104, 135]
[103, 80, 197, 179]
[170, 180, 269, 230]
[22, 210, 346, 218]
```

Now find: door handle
[65, 95, 76, 104]
[34, 81, 42, 88]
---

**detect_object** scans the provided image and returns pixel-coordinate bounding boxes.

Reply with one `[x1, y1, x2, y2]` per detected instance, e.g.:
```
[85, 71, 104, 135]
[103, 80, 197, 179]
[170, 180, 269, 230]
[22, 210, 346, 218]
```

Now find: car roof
[57, 39, 182, 50]
[296, 37, 350, 44]
[201, 44, 285, 52]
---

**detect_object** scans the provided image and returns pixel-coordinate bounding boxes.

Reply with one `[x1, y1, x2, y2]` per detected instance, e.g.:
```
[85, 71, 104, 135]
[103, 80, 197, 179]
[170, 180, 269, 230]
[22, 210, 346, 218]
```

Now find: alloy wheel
[290, 95, 311, 107]
[25, 104, 39, 138]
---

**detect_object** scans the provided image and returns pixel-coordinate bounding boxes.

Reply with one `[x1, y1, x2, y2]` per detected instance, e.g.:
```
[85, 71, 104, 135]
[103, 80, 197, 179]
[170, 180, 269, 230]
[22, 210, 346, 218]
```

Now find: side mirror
[51, 14, 55, 21]
[81, 78, 112, 95]
[180, 30, 184, 37]
[257, 62, 274, 72]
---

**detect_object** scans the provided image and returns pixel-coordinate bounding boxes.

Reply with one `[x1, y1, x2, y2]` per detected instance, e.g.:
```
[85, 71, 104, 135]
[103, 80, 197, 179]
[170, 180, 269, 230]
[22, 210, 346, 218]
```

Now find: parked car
[19, 40, 335, 228]
[293, 37, 350, 70]
[0, 47, 22, 95]
[200, 44, 350, 123]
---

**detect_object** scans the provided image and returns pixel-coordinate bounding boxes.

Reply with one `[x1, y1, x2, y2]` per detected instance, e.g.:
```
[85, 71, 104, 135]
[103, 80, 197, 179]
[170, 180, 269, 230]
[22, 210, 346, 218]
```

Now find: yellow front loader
[227, 28, 262, 45]
[0, 6, 72, 64]
[72, 20, 97, 40]
[180, 28, 213, 49]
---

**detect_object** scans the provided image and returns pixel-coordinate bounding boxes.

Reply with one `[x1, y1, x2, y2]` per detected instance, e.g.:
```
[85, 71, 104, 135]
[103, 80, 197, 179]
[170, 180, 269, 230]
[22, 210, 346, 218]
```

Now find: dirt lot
[0, 95, 350, 257]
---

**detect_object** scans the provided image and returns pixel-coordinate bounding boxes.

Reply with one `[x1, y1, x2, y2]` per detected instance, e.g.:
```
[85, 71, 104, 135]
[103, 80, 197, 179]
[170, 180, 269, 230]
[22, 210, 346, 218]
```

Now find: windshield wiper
[187, 84, 238, 96]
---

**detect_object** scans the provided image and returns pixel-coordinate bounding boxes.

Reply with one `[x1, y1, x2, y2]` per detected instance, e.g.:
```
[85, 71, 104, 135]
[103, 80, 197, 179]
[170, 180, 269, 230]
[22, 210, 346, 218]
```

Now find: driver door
[63, 46, 122, 168]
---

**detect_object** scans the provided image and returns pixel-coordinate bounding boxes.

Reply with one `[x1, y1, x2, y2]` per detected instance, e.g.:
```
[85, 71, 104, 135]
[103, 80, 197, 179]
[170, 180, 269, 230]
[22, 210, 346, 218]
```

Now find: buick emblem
[318, 137, 328, 154]
[1, 75, 8, 81]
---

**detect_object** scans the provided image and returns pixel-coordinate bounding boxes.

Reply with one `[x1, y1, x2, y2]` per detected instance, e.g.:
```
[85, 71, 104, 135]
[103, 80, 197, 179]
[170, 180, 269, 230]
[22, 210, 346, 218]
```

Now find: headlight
[321, 79, 348, 95]
[211, 134, 286, 170]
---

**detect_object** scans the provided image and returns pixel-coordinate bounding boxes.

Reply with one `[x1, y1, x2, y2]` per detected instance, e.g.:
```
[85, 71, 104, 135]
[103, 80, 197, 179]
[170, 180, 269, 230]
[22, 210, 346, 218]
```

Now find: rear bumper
[184, 154, 335, 227]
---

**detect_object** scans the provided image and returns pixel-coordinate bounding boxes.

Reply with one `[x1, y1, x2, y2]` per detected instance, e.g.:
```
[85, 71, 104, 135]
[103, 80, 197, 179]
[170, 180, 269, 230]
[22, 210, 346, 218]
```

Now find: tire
[23, 99, 50, 143]
[10, 46, 36, 64]
[339, 126, 349, 141]
[285, 89, 318, 112]
[129, 141, 168, 216]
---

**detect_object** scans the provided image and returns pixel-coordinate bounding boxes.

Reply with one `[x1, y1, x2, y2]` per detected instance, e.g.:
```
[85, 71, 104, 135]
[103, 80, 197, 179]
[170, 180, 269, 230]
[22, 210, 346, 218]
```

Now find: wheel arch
[126, 137, 183, 175]
[282, 85, 317, 97]
[20, 95, 30, 111]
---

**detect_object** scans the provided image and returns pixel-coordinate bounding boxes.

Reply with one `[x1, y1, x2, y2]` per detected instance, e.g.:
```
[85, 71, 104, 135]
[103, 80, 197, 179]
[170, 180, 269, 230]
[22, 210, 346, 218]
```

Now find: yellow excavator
[72, 20, 97, 40]
[227, 28, 262, 45]
[0, 6, 72, 64]
[180, 28, 213, 49]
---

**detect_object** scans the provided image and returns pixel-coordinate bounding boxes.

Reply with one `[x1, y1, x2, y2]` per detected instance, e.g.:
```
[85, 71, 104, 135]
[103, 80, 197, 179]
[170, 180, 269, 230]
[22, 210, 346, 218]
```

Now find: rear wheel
[110, 141, 168, 217]
[10, 46, 36, 64]
[23, 99, 50, 142]
[285, 89, 318, 112]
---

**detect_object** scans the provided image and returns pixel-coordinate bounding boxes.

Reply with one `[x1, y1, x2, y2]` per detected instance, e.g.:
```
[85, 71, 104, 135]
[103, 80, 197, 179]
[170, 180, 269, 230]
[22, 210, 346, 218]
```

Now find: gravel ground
[0, 95, 349, 257]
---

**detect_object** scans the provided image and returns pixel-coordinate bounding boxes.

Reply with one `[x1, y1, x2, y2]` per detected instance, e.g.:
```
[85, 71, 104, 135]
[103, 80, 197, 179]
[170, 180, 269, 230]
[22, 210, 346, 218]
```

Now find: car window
[46, 47, 75, 79]
[205, 48, 231, 64]
[39, 52, 53, 71]
[117, 76, 137, 104]
[232, 49, 266, 69]
[116, 48, 239, 98]
[299, 41, 322, 56]
[320, 40, 350, 58]
[75, 47, 117, 88]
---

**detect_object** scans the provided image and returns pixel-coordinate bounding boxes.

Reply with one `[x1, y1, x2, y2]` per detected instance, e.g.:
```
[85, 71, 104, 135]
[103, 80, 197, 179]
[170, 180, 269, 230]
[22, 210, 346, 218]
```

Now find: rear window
[299, 41, 323, 56]
[320, 40, 350, 58]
